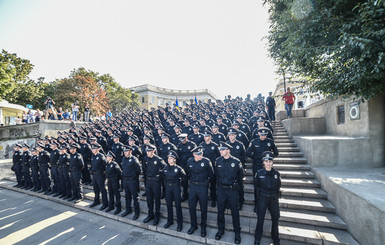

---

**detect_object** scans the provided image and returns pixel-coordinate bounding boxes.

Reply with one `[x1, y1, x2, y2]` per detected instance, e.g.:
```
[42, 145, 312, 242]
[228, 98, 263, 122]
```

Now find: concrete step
[1, 179, 357, 244]
[275, 143, 297, 147]
[275, 147, 301, 152]
[281, 179, 321, 188]
[272, 157, 307, 164]
[274, 136, 292, 140]
[275, 139, 295, 143]
[273, 132, 287, 136]
[277, 152, 304, 157]
[244, 163, 311, 171]
[240, 184, 327, 199]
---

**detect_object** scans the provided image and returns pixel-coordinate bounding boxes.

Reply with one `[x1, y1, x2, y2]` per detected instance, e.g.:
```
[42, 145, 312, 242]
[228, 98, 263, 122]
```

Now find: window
[298, 101, 304, 108]
[142, 97, 145, 103]
[337, 105, 345, 124]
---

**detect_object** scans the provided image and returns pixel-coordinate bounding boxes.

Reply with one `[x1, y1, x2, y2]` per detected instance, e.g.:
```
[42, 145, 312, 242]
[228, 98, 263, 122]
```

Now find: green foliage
[265, 0, 385, 100]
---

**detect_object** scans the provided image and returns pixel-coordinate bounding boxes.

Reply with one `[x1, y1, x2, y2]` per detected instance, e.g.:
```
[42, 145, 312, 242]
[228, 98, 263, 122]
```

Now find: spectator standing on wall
[35, 110, 42, 122]
[266, 92, 276, 121]
[72, 101, 79, 121]
[22, 111, 28, 123]
[57, 107, 64, 120]
[84, 103, 90, 122]
[282, 87, 295, 119]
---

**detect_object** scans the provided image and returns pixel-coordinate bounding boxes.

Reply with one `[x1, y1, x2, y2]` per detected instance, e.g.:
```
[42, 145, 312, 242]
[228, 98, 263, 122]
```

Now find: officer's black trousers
[210, 176, 217, 202]
[13, 164, 23, 185]
[123, 179, 139, 214]
[31, 168, 41, 190]
[51, 165, 61, 193]
[146, 179, 161, 218]
[22, 165, 32, 187]
[188, 184, 208, 229]
[82, 161, 92, 183]
[107, 178, 121, 209]
[217, 186, 240, 235]
[180, 163, 189, 199]
[70, 170, 83, 199]
[165, 184, 182, 225]
[39, 165, 51, 191]
[59, 167, 71, 197]
[252, 161, 263, 207]
[255, 193, 280, 244]
[93, 174, 108, 206]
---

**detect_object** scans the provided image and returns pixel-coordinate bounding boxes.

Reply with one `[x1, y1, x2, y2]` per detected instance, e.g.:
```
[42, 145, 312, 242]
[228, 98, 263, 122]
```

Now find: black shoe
[235, 234, 241, 244]
[177, 224, 182, 232]
[53, 193, 61, 197]
[160, 193, 165, 199]
[37, 189, 45, 193]
[100, 205, 108, 211]
[113, 208, 121, 215]
[74, 198, 84, 204]
[164, 221, 173, 229]
[153, 217, 159, 226]
[119, 188, 123, 192]
[181, 196, 188, 202]
[59, 194, 66, 198]
[201, 228, 207, 237]
[215, 230, 224, 240]
[211, 201, 216, 207]
[32, 188, 38, 192]
[13, 184, 20, 188]
[187, 226, 197, 235]
[68, 197, 77, 202]
[105, 207, 113, 212]
[132, 213, 139, 220]
[142, 192, 147, 197]
[143, 215, 153, 223]
[121, 209, 132, 217]
[90, 201, 100, 208]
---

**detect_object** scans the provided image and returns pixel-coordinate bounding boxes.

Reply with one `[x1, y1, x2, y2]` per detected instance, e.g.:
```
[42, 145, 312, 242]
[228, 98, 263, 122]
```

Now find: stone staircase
[0, 121, 359, 244]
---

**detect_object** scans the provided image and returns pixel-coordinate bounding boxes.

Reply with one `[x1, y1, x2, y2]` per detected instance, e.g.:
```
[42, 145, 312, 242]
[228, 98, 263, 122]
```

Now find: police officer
[79, 136, 92, 185]
[163, 150, 186, 231]
[142, 144, 166, 225]
[121, 146, 141, 220]
[187, 146, 214, 237]
[247, 128, 279, 212]
[254, 151, 281, 245]
[30, 147, 41, 192]
[36, 143, 52, 194]
[188, 124, 204, 145]
[68, 143, 84, 203]
[215, 142, 244, 244]
[12, 143, 23, 188]
[177, 133, 197, 201]
[105, 151, 122, 215]
[21, 143, 33, 189]
[49, 142, 62, 196]
[89, 143, 108, 211]
[211, 123, 226, 145]
[58, 144, 71, 199]
[110, 134, 124, 167]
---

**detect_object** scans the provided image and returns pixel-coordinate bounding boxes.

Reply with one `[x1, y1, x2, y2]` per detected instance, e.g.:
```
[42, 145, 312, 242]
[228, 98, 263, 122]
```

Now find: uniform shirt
[189, 133, 204, 145]
[13, 150, 23, 165]
[199, 125, 212, 133]
[227, 140, 246, 164]
[182, 126, 193, 136]
[69, 152, 84, 170]
[142, 154, 166, 178]
[170, 132, 181, 146]
[187, 157, 214, 183]
[177, 140, 197, 164]
[22, 150, 32, 166]
[121, 155, 141, 177]
[106, 161, 122, 179]
[79, 142, 92, 163]
[90, 152, 107, 172]
[200, 141, 220, 164]
[255, 168, 281, 195]
[215, 156, 244, 186]
[234, 129, 249, 147]
[38, 150, 51, 166]
[130, 144, 143, 160]
[163, 164, 186, 184]
[58, 153, 70, 168]
[217, 123, 228, 136]
[238, 123, 251, 138]
[97, 135, 108, 152]
[111, 142, 124, 164]
[246, 138, 279, 163]
[251, 127, 274, 141]
[158, 142, 177, 162]
[30, 155, 39, 170]
[49, 149, 60, 166]
[212, 132, 226, 145]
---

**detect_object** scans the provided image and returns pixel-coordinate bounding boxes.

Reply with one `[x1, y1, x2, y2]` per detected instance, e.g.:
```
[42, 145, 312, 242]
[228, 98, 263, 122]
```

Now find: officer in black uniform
[211, 123, 226, 145]
[121, 146, 141, 220]
[30, 147, 41, 192]
[110, 135, 124, 167]
[89, 143, 108, 211]
[247, 128, 279, 212]
[105, 151, 122, 215]
[79, 136, 92, 185]
[177, 133, 197, 201]
[254, 151, 281, 245]
[36, 143, 51, 194]
[58, 144, 71, 199]
[12, 143, 23, 187]
[21, 143, 33, 189]
[49, 142, 62, 196]
[188, 124, 204, 145]
[163, 150, 186, 231]
[142, 144, 166, 225]
[68, 143, 84, 203]
[215, 142, 244, 244]
[200, 130, 220, 207]
[187, 146, 214, 237]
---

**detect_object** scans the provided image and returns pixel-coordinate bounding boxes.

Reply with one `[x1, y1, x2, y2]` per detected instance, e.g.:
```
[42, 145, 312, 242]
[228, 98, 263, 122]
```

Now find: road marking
[0, 211, 77, 244]
[101, 234, 119, 245]
[0, 207, 16, 213]
[0, 208, 31, 221]
[0, 220, 20, 230]
[38, 227, 75, 245]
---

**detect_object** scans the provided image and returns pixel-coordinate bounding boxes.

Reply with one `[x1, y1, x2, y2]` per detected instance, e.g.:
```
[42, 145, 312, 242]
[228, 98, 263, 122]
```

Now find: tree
[264, 0, 385, 100]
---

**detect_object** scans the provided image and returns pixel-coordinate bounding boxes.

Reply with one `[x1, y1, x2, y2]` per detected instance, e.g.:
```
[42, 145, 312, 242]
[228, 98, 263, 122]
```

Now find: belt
[59, 165, 69, 168]
[190, 180, 208, 187]
[147, 176, 160, 181]
[217, 183, 238, 190]
[107, 176, 119, 181]
[259, 191, 279, 198]
[91, 171, 105, 175]
[122, 176, 138, 180]
[69, 168, 79, 172]
[40, 164, 49, 167]
[166, 182, 180, 187]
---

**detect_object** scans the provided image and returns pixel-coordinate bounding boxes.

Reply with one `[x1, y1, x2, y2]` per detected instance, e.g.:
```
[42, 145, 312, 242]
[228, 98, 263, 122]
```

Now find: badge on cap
[201, 162, 204, 167]
[231, 163, 235, 167]
[267, 153, 270, 158]
[174, 168, 178, 173]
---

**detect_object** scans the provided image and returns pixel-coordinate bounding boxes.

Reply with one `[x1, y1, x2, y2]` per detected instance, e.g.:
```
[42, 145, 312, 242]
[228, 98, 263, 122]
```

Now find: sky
[0, 0, 279, 100]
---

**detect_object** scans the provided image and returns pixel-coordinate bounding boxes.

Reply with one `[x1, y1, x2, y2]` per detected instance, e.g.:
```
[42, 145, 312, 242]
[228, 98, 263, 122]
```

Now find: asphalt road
[0, 188, 200, 245]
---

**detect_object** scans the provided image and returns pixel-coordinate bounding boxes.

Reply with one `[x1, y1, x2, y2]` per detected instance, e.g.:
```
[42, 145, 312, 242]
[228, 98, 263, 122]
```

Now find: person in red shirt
[282, 87, 295, 118]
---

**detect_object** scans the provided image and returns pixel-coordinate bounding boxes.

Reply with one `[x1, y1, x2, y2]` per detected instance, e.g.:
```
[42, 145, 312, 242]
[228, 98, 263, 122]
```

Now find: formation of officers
[12, 95, 281, 245]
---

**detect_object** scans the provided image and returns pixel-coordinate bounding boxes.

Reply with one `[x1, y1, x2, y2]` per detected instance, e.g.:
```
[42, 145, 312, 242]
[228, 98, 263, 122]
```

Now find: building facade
[129, 84, 218, 110]
[273, 79, 323, 112]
